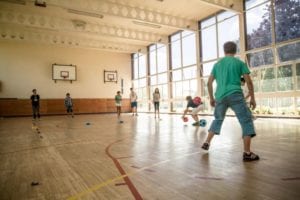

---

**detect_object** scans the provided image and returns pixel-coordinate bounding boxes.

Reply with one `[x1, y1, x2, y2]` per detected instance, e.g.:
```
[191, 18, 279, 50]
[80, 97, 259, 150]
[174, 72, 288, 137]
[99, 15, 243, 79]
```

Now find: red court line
[105, 140, 143, 200]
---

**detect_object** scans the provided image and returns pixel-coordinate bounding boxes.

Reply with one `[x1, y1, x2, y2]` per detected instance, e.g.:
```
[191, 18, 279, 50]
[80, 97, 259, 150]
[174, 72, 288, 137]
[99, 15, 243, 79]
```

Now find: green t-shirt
[115, 95, 122, 104]
[211, 56, 250, 100]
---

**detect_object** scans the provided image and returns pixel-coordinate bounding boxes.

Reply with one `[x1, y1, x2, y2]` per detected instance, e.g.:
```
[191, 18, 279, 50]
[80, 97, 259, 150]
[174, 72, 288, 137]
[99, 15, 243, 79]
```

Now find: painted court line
[67, 149, 203, 200]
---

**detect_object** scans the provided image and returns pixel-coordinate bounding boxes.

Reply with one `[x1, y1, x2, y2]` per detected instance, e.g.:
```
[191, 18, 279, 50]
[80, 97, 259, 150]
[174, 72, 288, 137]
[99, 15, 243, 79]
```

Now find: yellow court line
[67, 150, 202, 200]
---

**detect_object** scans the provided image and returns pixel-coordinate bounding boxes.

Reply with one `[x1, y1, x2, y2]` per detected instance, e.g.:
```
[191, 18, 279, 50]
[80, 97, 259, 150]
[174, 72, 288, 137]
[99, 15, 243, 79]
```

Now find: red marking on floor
[195, 176, 223, 180]
[281, 177, 300, 181]
[115, 183, 127, 186]
[105, 140, 143, 200]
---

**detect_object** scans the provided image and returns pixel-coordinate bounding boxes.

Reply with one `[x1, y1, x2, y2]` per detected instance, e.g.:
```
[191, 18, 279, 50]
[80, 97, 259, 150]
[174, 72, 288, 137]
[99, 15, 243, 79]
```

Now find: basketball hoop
[60, 71, 69, 80]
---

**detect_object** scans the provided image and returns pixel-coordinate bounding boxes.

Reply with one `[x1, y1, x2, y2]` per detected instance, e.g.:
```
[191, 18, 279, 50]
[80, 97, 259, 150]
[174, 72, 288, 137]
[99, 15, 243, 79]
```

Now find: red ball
[183, 117, 188, 122]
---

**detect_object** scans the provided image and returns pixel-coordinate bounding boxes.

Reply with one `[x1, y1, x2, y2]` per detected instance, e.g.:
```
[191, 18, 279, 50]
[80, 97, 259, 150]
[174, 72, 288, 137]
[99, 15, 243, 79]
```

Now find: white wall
[0, 41, 132, 99]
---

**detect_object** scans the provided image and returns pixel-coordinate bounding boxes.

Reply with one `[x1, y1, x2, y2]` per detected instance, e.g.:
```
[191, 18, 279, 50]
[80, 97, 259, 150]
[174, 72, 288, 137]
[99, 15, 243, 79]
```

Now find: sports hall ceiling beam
[0, 26, 145, 53]
[45, 0, 198, 31]
[198, 0, 243, 14]
[0, 9, 167, 44]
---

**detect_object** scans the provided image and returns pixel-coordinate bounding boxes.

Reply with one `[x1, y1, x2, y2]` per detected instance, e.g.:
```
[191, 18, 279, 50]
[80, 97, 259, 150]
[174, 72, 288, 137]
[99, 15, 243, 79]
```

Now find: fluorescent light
[132, 20, 161, 29]
[68, 9, 104, 19]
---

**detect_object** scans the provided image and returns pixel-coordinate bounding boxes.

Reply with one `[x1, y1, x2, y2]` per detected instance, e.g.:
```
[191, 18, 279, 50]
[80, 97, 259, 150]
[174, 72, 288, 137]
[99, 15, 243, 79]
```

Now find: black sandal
[201, 142, 209, 150]
[243, 152, 259, 161]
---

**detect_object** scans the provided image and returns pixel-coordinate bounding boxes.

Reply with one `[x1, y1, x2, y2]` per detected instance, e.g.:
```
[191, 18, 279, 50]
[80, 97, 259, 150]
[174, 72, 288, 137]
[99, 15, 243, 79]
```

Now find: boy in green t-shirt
[115, 91, 123, 123]
[201, 41, 259, 162]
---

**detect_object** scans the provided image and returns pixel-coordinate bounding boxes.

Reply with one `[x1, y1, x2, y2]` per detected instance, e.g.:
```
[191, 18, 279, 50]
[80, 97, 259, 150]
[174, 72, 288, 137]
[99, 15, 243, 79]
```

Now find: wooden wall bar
[0, 99, 131, 117]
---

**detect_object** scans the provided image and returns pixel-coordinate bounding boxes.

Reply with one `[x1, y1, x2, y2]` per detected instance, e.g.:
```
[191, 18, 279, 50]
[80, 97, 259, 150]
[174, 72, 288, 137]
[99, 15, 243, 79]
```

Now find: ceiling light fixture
[68, 9, 104, 19]
[132, 20, 161, 29]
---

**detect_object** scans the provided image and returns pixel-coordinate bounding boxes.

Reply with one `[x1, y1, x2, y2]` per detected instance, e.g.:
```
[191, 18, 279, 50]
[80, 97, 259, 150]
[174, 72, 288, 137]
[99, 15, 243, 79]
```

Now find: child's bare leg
[205, 132, 215, 144]
[192, 114, 199, 122]
[243, 136, 251, 153]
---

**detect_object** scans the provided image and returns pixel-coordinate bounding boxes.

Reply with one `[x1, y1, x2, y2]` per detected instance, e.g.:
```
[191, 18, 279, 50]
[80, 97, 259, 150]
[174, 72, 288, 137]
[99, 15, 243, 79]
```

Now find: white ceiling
[0, 0, 242, 53]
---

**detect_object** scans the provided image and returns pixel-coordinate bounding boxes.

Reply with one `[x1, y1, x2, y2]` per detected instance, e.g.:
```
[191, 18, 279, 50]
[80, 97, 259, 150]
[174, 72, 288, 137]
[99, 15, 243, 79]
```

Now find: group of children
[30, 89, 74, 120]
[31, 41, 259, 162]
[115, 87, 161, 122]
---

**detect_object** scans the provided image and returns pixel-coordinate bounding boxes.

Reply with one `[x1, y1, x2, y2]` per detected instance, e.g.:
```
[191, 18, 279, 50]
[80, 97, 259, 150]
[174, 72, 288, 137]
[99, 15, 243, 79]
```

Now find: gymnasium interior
[0, 0, 299, 199]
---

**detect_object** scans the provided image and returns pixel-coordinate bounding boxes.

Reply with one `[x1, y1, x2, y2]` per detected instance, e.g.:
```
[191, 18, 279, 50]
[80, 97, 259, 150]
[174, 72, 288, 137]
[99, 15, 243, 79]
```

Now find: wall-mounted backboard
[52, 64, 76, 83]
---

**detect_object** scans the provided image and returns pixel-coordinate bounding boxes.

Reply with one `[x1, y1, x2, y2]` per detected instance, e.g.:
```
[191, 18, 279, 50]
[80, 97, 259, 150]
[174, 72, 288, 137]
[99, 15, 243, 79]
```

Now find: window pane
[297, 98, 300, 114]
[296, 63, 300, 90]
[201, 17, 216, 28]
[171, 39, 181, 69]
[218, 15, 240, 57]
[202, 61, 216, 77]
[133, 80, 138, 88]
[201, 78, 217, 97]
[261, 68, 276, 92]
[182, 32, 197, 66]
[201, 26, 217, 61]
[251, 70, 260, 92]
[173, 82, 182, 98]
[139, 78, 147, 88]
[183, 66, 197, 80]
[275, 0, 300, 42]
[277, 42, 300, 62]
[150, 76, 157, 86]
[182, 81, 190, 97]
[173, 101, 185, 112]
[277, 97, 294, 115]
[172, 69, 182, 81]
[217, 11, 236, 22]
[277, 65, 293, 91]
[258, 97, 276, 115]
[246, 2, 272, 50]
[162, 84, 168, 99]
[157, 44, 167, 72]
[247, 49, 274, 67]
[149, 49, 156, 75]
[157, 73, 167, 84]
[171, 33, 180, 42]
[245, 0, 267, 10]
[133, 58, 138, 79]
[190, 79, 197, 96]
[138, 55, 146, 77]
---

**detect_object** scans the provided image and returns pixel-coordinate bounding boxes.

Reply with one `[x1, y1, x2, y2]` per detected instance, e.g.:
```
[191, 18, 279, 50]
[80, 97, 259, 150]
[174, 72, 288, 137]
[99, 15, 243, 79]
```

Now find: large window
[274, 0, 300, 43]
[170, 30, 197, 112]
[199, 10, 240, 113]
[129, 0, 300, 117]
[245, 0, 300, 116]
[132, 53, 148, 111]
[149, 43, 169, 111]
[245, 0, 272, 50]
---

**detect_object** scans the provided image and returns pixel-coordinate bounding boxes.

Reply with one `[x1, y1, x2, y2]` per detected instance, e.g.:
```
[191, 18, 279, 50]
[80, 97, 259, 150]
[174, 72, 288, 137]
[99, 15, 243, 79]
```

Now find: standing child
[182, 96, 203, 126]
[30, 89, 40, 120]
[65, 93, 74, 117]
[153, 88, 161, 119]
[115, 91, 122, 123]
[201, 41, 259, 162]
[130, 88, 138, 116]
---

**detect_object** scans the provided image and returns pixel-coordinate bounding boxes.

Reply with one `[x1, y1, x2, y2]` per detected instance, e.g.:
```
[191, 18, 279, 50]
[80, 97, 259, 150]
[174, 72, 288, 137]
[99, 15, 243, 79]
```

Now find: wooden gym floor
[0, 114, 299, 200]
